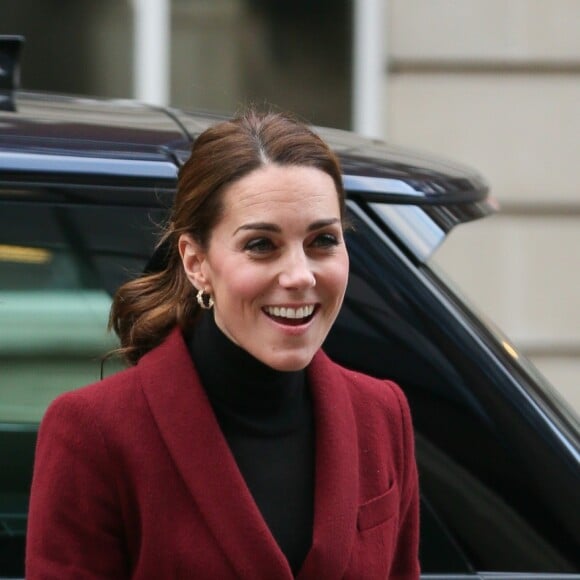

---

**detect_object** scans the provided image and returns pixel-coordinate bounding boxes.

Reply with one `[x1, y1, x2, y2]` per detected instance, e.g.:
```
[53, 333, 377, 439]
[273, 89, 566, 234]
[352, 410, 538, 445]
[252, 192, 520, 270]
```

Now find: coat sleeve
[389, 382, 421, 579]
[26, 392, 129, 579]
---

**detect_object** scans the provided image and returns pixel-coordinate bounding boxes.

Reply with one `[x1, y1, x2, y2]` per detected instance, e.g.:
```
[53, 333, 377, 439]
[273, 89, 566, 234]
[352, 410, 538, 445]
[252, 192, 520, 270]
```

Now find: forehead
[220, 164, 340, 220]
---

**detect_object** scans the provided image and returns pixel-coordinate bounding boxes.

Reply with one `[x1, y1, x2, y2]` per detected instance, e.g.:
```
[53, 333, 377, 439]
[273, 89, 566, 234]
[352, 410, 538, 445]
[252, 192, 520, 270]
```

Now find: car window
[0, 200, 141, 423]
[324, 210, 579, 574]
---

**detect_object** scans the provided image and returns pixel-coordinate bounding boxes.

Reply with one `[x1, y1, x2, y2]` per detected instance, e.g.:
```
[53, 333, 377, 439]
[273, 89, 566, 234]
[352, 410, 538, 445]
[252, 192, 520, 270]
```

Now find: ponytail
[108, 232, 198, 365]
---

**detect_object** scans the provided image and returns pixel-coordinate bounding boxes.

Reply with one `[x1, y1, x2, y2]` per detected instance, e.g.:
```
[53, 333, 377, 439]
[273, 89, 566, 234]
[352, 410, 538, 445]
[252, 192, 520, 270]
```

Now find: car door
[323, 201, 580, 578]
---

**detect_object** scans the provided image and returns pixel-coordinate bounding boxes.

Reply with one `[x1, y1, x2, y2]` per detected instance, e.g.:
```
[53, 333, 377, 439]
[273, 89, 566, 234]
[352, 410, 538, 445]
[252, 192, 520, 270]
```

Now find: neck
[187, 312, 308, 435]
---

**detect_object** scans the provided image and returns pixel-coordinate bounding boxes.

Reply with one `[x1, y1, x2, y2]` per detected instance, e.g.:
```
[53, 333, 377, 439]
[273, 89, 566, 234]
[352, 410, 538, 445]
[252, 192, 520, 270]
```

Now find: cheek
[212, 263, 269, 305]
[326, 253, 350, 299]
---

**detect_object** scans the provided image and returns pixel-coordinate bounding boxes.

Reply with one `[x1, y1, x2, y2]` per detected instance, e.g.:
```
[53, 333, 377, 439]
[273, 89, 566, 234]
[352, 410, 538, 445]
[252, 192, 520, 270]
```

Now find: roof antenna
[0, 35, 24, 111]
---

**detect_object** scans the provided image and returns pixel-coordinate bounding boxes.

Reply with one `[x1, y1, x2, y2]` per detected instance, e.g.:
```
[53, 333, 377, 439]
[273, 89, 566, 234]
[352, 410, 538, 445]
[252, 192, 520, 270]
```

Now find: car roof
[0, 90, 497, 260]
[1, 91, 488, 201]
[1, 91, 191, 161]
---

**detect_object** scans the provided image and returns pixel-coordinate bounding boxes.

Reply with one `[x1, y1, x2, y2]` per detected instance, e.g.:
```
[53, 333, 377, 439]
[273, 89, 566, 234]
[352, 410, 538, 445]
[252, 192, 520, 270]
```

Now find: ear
[178, 234, 212, 292]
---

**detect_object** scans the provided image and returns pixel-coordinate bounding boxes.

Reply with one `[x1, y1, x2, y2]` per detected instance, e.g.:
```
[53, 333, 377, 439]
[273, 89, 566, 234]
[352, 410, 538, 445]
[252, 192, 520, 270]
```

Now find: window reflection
[0, 198, 149, 423]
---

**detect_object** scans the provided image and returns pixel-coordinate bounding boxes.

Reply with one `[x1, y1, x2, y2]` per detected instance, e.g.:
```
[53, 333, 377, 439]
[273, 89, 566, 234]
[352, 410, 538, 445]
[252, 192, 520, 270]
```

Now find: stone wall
[385, 0, 580, 411]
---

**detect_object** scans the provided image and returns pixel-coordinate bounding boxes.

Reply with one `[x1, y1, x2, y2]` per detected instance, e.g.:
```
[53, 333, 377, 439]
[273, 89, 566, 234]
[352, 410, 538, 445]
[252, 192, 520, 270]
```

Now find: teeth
[265, 305, 315, 319]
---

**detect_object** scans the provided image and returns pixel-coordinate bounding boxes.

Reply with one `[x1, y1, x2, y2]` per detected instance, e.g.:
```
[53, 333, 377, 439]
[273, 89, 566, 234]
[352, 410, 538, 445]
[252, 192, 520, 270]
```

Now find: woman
[26, 110, 420, 579]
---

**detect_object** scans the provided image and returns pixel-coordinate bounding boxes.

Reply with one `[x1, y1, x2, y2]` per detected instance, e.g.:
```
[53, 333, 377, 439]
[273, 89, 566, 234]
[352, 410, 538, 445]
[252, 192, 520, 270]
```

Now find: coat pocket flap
[357, 481, 399, 531]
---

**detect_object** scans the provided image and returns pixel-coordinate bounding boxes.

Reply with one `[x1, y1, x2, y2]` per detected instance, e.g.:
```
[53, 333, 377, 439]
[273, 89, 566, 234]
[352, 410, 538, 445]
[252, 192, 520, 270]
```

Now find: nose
[278, 249, 316, 289]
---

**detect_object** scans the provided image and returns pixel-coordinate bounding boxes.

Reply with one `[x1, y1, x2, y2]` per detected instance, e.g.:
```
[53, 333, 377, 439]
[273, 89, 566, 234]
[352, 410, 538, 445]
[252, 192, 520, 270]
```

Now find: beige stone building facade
[385, 0, 579, 412]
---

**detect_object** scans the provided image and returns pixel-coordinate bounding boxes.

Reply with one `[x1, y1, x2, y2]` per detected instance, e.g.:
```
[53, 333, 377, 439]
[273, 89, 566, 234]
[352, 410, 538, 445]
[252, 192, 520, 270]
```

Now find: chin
[262, 350, 315, 373]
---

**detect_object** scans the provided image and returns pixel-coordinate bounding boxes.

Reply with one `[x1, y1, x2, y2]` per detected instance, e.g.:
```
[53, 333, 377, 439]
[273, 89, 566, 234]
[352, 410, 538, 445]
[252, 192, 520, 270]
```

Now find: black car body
[0, 38, 579, 580]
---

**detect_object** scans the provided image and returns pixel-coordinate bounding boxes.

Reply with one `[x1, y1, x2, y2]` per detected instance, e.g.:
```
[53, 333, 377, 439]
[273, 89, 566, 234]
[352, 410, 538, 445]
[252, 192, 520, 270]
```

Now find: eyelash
[311, 233, 339, 248]
[244, 238, 276, 253]
[243, 233, 340, 255]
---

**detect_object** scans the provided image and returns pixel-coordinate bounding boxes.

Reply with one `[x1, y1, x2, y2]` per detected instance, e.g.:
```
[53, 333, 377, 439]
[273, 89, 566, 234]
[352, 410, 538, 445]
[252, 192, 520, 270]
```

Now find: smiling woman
[178, 164, 349, 371]
[26, 110, 421, 579]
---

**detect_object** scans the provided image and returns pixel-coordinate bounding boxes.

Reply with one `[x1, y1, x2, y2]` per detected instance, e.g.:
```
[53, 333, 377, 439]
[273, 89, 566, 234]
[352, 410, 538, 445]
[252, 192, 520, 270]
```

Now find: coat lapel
[139, 329, 359, 580]
[297, 350, 359, 579]
[138, 328, 293, 579]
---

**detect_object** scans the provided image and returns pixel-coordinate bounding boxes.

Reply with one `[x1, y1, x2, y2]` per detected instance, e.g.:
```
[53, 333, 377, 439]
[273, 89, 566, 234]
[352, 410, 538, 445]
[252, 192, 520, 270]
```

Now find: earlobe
[178, 234, 208, 290]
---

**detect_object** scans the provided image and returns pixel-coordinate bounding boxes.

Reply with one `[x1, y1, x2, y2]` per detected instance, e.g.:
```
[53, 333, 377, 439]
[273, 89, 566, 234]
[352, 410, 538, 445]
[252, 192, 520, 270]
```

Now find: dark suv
[1, 37, 578, 579]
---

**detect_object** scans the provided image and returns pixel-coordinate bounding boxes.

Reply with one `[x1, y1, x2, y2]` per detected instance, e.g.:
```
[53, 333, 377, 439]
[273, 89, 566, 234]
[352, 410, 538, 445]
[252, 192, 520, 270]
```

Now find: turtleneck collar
[187, 311, 309, 436]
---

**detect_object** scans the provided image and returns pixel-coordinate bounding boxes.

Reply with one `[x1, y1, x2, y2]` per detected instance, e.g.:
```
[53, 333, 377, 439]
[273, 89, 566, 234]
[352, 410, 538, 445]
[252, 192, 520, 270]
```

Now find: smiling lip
[262, 304, 318, 326]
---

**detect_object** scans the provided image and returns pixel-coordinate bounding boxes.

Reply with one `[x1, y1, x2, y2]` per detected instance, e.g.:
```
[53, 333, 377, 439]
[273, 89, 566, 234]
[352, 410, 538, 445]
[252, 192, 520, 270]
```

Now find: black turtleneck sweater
[188, 312, 315, 575]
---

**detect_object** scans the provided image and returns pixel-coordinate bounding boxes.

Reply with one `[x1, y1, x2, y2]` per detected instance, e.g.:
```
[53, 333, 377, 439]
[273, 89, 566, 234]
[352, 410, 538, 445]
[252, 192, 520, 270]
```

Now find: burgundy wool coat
[26, 327, 420, 579]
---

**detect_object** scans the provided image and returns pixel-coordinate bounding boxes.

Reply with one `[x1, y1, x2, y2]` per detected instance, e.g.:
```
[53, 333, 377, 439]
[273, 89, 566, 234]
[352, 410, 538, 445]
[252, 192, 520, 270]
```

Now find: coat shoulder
[42, 363, 142, 428]
[40, 328, 192, 432]
[329, 356, 407, 413]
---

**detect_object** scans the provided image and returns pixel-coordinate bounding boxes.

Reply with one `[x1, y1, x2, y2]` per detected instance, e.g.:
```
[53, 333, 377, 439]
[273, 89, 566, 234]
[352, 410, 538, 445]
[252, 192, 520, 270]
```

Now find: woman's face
[179, 164, 349, 371]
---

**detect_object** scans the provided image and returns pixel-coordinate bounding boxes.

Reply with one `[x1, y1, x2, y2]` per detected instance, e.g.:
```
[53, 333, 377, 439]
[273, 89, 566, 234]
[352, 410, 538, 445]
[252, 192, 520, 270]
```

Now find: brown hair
[109, 109, 345, 365]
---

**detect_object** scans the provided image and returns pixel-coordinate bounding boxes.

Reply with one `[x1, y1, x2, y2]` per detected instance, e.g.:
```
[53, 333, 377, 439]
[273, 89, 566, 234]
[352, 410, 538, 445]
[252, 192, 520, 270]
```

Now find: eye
[244, 237, 276, 254]
[311, 233, 339, 248]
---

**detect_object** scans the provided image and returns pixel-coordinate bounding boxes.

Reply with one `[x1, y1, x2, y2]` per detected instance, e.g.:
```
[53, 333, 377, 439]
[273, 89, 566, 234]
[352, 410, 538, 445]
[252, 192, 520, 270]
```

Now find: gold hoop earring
[196, 288, 214, 310]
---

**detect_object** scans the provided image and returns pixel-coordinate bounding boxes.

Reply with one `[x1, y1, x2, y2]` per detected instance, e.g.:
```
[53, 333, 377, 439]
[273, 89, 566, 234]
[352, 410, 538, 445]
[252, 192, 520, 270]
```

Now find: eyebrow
[233, 218, 340, 236]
